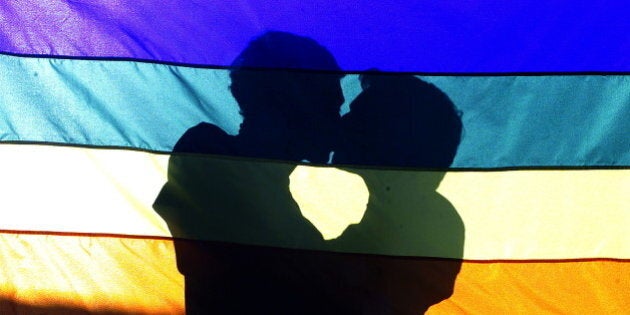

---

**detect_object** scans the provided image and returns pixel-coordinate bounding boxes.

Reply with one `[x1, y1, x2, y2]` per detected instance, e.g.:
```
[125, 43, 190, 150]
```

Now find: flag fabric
[1, 1, 628, 314]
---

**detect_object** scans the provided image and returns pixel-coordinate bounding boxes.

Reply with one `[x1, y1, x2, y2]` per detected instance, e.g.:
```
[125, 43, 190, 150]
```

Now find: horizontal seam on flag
[0, 229, 173, 241]
[2, 229, 628, 264]
[0, 140, 172, 156]
[1, 141, 628, 170]
[460, 258, 630, 264]
[2, 51, 630, 76]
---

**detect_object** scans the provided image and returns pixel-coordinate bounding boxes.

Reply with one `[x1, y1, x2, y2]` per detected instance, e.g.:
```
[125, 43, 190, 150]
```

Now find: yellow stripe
[0, 144, 627, 259]
[438, 170, 629, 260]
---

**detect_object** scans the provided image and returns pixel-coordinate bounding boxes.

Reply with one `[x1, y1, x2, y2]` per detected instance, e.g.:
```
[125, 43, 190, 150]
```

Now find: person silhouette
[329, 73, 465, 314]
[153, 31, 353, 314]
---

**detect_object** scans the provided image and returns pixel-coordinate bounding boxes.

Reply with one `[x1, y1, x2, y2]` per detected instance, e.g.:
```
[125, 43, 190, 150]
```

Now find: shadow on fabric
[153, 31, 465, 314]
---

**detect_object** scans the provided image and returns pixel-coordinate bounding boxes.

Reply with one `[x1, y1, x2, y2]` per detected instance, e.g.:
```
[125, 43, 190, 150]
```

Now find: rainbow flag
[1, 1, 628, 314]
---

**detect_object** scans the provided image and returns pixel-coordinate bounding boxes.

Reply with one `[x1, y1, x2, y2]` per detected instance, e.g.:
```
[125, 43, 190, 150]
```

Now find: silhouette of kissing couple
[154, 31, 464, 314]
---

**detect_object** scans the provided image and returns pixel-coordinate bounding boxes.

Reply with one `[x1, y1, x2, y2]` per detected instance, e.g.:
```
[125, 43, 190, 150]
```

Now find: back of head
[338, 74, 462, 168]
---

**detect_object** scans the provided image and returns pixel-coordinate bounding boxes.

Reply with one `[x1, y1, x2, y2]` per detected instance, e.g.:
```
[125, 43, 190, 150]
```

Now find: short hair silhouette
[226, 31, 344, 163]
[229, 31, 343, 118]
[338, 74, 462, 167]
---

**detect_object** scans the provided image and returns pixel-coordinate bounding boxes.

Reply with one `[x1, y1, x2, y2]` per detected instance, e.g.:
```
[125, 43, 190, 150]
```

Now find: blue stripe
[0, 55, 627, 167]
[0, 1, 627, 71]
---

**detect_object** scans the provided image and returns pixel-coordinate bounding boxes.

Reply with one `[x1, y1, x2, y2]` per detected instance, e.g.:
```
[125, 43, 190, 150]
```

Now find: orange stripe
[0, 233, 184, 314]
[429, 260, 629, 314]
[1, 232, 627, 314]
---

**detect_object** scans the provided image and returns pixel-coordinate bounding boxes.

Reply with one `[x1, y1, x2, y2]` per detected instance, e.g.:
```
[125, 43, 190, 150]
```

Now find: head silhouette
[229, 31, 344, 163]
[336, 74, 462, 168]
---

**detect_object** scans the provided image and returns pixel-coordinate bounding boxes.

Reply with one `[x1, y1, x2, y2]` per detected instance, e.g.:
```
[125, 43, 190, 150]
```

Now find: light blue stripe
[0, 54, 628, 167]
